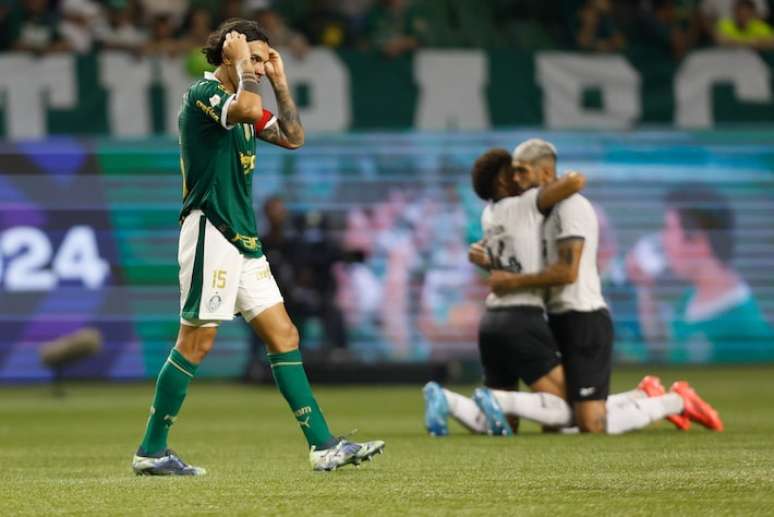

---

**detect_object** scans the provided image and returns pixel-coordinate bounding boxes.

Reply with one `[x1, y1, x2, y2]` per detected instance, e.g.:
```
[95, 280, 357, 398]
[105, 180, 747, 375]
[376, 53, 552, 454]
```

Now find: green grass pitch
[1, 366, 773, 516]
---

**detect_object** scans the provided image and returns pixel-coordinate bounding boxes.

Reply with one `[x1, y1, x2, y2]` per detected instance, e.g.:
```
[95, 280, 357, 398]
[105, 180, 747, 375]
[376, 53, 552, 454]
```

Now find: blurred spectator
[334, 0, 374, 43]
[701, 0, 768, 23]
[218, 0, 244, 24]
[365, 0, 427, 57]
[575, 0, 626, 52]
[8, 0, 72, 54]
[714, 0, 774, 49]
[144, 13, 185, 56]
[94, 0, 147, 54]
[180, 6, 214, 75]
[302, 0, 354, 49]
[0, 1, 14, 50]
[248, 0, 309, 58]
[59, 0, 103, 53]
[139, 0, 188, 27]
[639, 0, 700, 59]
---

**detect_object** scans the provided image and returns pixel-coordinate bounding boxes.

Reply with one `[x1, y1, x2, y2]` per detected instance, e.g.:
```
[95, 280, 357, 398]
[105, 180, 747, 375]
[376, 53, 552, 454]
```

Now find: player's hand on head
[265, 47, 286, 83]
[223, 31, 250, 63]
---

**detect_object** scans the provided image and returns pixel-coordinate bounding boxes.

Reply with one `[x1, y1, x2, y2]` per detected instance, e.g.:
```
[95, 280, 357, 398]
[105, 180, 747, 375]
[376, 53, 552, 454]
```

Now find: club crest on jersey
[207, 294, 222, 312]
[209, 94, 222, 107]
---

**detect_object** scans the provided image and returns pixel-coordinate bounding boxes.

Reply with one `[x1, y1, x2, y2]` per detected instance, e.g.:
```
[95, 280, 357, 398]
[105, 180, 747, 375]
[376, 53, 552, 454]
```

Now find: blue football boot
[422, 381, 449, 437]
[473, 387, 513, 436]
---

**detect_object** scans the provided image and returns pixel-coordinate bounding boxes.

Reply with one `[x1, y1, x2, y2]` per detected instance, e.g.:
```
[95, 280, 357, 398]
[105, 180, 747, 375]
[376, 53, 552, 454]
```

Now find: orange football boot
[638, 375, 691, 431]
[671, 381, 724, 432]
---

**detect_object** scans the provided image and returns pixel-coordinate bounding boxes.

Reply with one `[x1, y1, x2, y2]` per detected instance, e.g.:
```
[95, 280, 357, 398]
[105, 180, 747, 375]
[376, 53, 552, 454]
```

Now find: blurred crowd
[2, 0, 774, 61]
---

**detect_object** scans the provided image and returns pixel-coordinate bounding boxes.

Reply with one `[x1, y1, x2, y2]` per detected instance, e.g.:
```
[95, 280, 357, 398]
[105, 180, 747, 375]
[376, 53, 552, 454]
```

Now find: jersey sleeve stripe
[220, 94, 236, 130]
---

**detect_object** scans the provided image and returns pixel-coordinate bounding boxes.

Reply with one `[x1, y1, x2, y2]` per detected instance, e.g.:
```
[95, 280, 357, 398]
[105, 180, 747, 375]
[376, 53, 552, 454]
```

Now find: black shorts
[549, 309, 613, 403]
[478, 306, 562, 389]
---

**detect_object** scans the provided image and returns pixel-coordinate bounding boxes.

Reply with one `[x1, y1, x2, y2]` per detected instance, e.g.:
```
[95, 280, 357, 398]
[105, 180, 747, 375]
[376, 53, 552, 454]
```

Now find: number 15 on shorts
[212, 270, 227, 289]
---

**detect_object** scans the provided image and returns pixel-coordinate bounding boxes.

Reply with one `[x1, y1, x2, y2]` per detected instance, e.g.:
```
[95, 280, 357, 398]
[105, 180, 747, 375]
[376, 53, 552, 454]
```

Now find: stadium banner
[3, 48, 774, 139]
[0, 131, 773, 381]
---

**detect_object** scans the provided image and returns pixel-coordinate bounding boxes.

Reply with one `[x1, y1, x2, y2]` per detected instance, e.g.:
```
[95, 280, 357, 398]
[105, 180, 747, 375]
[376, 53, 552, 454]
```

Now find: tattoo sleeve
[259, 83, 304, 148]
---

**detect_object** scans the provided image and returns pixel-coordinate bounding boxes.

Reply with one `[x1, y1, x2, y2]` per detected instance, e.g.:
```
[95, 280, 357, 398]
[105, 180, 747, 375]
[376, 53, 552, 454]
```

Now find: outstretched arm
[489, 238, 584, 295]
[258, 48, 304, 149]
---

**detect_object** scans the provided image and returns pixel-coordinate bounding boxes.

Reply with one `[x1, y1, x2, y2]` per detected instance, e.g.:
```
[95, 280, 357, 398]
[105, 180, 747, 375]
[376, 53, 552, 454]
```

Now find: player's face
[248, 40, 270, 80]
[662, 209, 709, 280]
[536, 158, 557, 185]
[512, 160, 541, 192]
[227, 40, 270, 86]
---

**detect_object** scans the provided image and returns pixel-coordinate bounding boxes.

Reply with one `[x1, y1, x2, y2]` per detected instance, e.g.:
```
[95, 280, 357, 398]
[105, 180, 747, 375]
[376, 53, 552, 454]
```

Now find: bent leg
[249, 303, 337, 450]
[492, 390, 573, 428]
[574, 400, 607, 433]
[443, 388, 489, 434]
[606, 394, 685, 434]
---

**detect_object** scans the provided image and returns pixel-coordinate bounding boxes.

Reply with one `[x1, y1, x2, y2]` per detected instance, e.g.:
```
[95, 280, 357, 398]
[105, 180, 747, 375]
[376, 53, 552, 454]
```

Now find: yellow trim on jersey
[180, 156, 188, 199]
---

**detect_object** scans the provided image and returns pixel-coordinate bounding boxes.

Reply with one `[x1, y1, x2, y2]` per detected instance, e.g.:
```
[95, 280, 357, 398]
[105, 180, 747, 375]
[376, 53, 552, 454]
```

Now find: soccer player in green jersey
[132, 19, 384, 475]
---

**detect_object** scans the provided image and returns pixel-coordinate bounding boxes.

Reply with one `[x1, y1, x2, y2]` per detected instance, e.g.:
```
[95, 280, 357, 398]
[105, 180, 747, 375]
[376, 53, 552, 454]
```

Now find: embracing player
[481, 139, 723, 434]
[424, 141, 723, 436]
[423, 148, 585, 436]
[131, 19, 383, 476]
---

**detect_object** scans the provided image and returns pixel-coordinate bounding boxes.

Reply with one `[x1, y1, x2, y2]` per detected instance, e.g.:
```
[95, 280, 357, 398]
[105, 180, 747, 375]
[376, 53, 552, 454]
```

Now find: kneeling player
[423, 147, 582, 436]
[483, 139, 723, 434]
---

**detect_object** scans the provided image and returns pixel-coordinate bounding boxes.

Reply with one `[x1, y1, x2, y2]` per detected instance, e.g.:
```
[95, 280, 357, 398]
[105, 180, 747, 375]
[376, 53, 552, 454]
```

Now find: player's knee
[176, 327, 217, 363]
[269, 322, 300, 353]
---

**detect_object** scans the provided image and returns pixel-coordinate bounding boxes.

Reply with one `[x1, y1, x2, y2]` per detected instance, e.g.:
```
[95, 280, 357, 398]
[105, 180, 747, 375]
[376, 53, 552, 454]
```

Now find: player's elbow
[285, 135, 304, 150]
[568, 173, 586, 193]
[231, 99, 264, 123]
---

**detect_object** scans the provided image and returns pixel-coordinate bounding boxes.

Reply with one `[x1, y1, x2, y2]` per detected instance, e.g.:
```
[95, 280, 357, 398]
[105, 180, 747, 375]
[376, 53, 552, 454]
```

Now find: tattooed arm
[259, 47, 304, 149]
[488, 238, 584, 296]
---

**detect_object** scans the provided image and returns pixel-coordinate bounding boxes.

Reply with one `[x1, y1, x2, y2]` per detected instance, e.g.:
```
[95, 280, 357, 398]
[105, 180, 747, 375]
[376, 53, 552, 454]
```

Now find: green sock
[268, 349, 336, 449]
[139, 349, 199, 456]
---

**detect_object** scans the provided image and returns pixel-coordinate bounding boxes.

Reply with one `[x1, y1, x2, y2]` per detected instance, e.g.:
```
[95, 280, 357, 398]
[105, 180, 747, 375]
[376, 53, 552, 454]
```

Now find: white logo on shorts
[209, 94, 222, 107]
[579, 386, 596, 397]
[207, 294, 223, 312]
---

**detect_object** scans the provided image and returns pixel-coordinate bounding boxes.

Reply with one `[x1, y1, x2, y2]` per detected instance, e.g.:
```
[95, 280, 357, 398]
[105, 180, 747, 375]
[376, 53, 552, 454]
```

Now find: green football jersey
[178, 72, 276, 258]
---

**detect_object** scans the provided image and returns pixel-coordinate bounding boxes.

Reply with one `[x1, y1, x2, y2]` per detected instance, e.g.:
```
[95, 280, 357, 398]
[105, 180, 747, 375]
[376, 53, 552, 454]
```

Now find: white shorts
[179, 210, 284, 327]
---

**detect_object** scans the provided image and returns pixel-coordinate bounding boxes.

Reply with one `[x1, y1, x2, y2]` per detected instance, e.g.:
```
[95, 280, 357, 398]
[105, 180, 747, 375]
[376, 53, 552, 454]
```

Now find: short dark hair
[471, 148, 511, 201]
[665, 184, 735, 264]
[202, 19, 270, 67]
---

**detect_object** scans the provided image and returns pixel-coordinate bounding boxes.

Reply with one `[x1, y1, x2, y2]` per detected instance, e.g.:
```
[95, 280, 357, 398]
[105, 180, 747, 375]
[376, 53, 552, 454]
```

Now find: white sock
[606, 389, 647, 408]
[605, 394, 684, 434]
[491, 390, 573, 427]
[443, 389, 488, 434]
